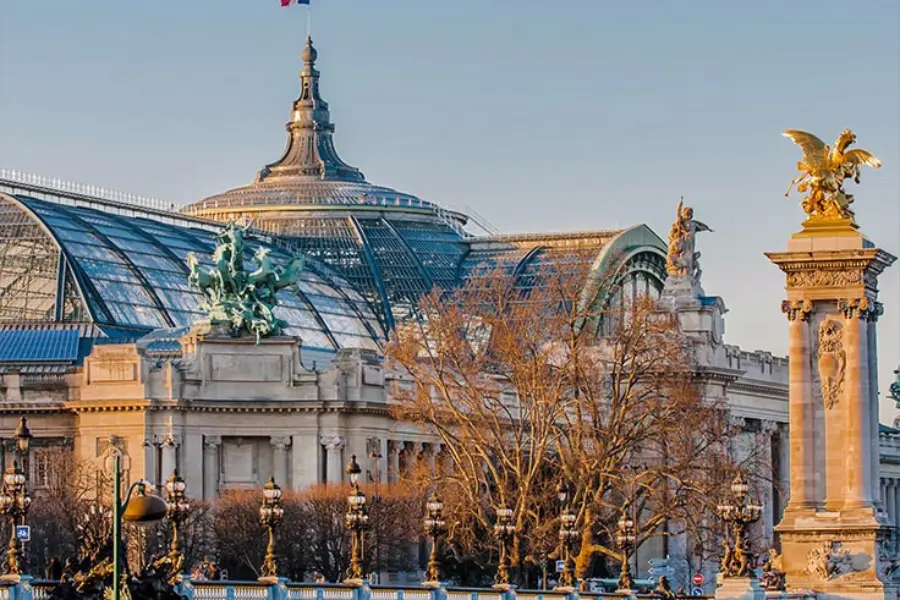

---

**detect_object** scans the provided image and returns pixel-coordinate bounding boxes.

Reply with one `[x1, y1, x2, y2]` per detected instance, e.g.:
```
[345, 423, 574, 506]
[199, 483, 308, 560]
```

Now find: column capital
[320, 435, 345, 451]
[204, 435, 222, 450]
[270, 436, 291, 451]
[781, 299, 813, 321]
[759, 420, 778, 437]
[729, 415, 747, 430]
[838, 297, 878, 320]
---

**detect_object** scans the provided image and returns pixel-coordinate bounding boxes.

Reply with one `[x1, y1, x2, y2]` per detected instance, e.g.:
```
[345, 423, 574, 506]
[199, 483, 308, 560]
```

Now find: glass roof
[7, 195, 382, 352]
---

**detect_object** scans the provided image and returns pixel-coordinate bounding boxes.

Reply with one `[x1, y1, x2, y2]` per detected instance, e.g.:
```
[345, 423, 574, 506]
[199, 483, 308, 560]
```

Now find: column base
[714, 576, 764, 600]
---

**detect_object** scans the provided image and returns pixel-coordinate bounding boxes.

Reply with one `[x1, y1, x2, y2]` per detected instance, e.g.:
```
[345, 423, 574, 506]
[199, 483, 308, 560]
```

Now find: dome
[182, 37, 471, 331]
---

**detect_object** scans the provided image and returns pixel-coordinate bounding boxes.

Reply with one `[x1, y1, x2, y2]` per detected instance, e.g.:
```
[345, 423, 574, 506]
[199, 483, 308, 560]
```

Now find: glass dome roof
[0, 193, 382, 352]
[181, 37, 472, 330]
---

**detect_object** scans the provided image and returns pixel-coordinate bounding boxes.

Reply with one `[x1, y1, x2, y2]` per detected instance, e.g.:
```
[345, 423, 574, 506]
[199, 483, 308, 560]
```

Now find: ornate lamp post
[423, 492, 446, 587]
[0, 461, 30, 578]
[555, 482, 579, 591]
[258, 476, 284, 581]
[492, 505, 515, 590]
[717, 473, 762, 578]
[344, 455, 369, 584]
[164, 469, 190, 572]
[615, 504, 637, 592]
[108, 445, 168, 600]
[14, 417, 32, 473]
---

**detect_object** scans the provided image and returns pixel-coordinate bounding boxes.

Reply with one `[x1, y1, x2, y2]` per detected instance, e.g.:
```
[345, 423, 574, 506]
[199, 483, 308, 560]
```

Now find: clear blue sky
[2, 1, 898, 416]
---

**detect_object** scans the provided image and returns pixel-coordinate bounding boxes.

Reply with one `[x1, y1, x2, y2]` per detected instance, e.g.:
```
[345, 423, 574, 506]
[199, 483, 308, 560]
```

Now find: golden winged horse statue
[783, 129, 881, 223]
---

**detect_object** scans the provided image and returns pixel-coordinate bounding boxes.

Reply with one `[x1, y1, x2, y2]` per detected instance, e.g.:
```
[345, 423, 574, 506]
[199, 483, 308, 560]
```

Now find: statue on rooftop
[186, 222, 305, 342]
[666, 199, 712, 282]
[783, 129, 881, 225]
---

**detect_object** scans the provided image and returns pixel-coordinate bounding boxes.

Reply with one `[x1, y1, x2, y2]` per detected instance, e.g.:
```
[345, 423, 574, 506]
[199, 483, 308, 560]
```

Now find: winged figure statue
[783, 129, 881, 223]
[666, 199, 712, 282]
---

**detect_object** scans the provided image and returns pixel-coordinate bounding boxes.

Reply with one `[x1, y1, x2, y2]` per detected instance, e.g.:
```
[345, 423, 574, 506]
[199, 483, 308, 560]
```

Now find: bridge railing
[13, 576, 821, 600]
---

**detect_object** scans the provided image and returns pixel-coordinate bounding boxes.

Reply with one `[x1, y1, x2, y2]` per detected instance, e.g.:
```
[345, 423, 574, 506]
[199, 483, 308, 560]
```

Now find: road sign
[556, 560, 566, 573]
[648, 567, 672, 577]
[648, 558, 669, 567]
[691, 587, 704, 596]
[15, 525, 30, 542]
[692, 573, 705, 586]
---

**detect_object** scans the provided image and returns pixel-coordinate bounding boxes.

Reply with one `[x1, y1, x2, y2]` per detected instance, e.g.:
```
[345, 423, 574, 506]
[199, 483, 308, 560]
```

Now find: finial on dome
[301, 36, 318, 66]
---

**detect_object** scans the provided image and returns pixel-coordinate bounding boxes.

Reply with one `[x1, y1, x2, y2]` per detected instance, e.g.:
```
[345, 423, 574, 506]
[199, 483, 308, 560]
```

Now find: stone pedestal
[715, 576, 765, 600]
[767, 223, 897, 599]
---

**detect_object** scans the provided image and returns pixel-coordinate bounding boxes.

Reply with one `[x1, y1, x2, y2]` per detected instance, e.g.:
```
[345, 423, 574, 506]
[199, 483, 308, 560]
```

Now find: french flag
[281, 0, 310, 5]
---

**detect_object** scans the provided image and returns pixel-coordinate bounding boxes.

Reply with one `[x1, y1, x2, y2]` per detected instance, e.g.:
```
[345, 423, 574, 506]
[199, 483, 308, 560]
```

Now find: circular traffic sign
[691, 587, 704, 596]
[692, 573, 705, 586]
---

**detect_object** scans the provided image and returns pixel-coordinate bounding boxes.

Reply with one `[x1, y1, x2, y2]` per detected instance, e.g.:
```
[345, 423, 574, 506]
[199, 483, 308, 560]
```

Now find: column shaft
[787, 310, 814, 509]
[843, 312, 871, 507]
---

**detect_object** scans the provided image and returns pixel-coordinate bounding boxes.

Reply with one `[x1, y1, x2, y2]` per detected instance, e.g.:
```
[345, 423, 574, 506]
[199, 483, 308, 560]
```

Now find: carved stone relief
[805, 541, 870, 580]
[787, 270, 862, 288]
[817, 318, 846, 409]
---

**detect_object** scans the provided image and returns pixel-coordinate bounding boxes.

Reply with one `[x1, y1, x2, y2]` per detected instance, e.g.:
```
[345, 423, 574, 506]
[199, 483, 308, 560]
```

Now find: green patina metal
[186, 222, 304, 342]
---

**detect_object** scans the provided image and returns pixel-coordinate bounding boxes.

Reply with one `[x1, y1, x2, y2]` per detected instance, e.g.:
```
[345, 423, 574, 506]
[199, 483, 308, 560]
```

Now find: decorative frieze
[787, 269, 863, 288]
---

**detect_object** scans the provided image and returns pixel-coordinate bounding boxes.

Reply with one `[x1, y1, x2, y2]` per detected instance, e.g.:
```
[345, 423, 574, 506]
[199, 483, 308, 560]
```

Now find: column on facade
[203, 436, 221, 500]
[782, 299, 814, 510]
[143, 439, 157, 487]
[757, 421, 777, 546]
[160, 436, 177, 481]
[271, 436, 290, 487]
[387, 441, 400, 484]
[841, 299, 873, 508]
[424, 443, 437, 474]
[894, 482, 900, 531]
[321, 436, 345, 484]
[887, 479, 897, 526]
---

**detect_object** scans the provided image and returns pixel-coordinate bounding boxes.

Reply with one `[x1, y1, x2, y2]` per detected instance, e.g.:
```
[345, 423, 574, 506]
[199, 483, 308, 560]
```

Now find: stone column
[868, 304, 885, 507]
[203, 436, 221, 500]
[160, 436, 177, 481]
[884, 479, 897, 523]
[143, 439, 157, 487]
[782, 299, 814, 510]
[840, 298, 873, 508]
[757, 421, 777, 546]
[271, 436, 290, 487]
[321, 436, 345, 484]
[387, 441, 400, 484]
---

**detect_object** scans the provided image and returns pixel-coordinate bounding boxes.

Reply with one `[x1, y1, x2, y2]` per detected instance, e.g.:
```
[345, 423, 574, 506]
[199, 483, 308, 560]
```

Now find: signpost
[648, 566, 673, 577]
[692, 573, 705, 586]
[15, 525, 30, 543]
[556, 560, 566, 573]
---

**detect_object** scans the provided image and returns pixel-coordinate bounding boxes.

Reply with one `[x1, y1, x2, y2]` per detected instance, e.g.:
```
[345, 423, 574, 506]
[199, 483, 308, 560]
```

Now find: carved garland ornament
[786, 270, 862, 288]
[817, 318, 846, 410]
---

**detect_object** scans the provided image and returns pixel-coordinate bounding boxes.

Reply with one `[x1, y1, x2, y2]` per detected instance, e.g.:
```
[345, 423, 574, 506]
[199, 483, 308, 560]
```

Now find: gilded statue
[666, 199, 712, 280]
[783, 129, 881, 223]
[186, 222, 305, 342]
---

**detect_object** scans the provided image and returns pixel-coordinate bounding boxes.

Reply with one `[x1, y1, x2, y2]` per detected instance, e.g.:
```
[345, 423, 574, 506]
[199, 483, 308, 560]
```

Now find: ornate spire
[256, 37, 365, 183]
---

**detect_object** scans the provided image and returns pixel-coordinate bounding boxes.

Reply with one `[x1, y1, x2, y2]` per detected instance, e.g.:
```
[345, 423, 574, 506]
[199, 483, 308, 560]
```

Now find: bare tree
[387, 259, 752, 586]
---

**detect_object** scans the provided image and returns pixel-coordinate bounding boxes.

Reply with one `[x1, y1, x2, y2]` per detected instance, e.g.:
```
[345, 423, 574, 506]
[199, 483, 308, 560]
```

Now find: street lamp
[108, 446, 168, 600]
[0, 461, 30, 578]
[615, 504, 637, 592]
[344, 455, 369, 584]
[717, 473, 762, 578]
[555, 482, 579, 591]
[423, 491, 446, 587]
[14, 417, 32, 469]
[492, 505, 515, 590]
[259, 476, 284, 581]
[164, 469, 190, 573]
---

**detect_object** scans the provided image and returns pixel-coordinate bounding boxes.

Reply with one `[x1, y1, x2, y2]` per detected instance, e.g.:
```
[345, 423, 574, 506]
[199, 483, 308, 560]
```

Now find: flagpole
[307, 2, 312, 38]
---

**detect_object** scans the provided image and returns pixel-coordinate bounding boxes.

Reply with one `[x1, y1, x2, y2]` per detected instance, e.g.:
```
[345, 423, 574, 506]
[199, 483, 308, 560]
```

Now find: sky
[1, 0, 898, 416]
